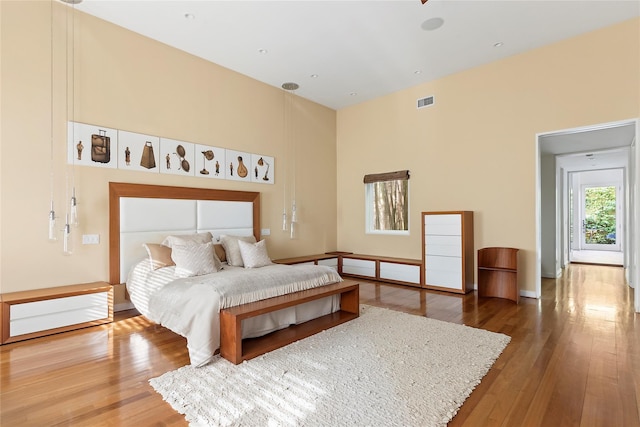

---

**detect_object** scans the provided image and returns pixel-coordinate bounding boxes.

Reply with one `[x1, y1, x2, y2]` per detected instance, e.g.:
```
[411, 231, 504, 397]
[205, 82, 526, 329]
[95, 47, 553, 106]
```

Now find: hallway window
[584, 186, 616, 244]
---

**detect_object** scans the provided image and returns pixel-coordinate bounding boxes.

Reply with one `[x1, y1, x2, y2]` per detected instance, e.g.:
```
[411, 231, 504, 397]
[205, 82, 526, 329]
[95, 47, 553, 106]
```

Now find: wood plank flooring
[1, 264, 638, 426]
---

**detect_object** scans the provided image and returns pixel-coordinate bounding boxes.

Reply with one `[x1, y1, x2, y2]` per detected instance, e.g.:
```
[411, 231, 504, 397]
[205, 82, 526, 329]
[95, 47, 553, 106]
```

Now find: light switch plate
[82, 234, 100, 245]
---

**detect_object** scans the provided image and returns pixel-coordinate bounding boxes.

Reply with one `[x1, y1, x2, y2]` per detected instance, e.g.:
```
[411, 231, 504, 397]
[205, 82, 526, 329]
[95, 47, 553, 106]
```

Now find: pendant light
[60, 0, 82, 254]
[281, 82, 299, 238]
[67, 0, 80, 228]
[63, 213, 73, 255]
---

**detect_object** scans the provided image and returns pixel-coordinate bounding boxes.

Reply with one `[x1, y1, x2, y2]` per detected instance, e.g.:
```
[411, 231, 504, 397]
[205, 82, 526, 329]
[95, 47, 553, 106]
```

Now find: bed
[109, 182, 343, 367]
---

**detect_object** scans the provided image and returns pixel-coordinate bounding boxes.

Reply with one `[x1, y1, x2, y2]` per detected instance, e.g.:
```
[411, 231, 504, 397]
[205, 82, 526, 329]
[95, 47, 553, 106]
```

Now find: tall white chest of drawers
[422, 211, 474, 294]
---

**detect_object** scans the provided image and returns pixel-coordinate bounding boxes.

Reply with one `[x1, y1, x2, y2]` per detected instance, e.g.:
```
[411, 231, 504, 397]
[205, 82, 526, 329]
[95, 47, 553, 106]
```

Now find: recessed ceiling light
[184, 13, 195, 20]
[414, 70, 422, 75]
[310, 74, 319, 78]
[60, 0, 83, 4]
[421, 17, 444, 31]
[349, 92, 358, 97]
[258, 48, 268, 54]
[282, 82, 299, 90]
[493, 42, 504, 48]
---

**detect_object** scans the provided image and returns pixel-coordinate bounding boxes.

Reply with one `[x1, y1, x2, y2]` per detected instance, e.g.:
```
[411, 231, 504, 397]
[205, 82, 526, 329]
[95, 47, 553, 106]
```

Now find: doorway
[536, 118, 639, 313]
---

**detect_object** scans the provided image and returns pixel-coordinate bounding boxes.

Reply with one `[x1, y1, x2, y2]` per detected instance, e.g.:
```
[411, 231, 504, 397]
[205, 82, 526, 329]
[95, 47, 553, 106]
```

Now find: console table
[477, 247, 519, 303]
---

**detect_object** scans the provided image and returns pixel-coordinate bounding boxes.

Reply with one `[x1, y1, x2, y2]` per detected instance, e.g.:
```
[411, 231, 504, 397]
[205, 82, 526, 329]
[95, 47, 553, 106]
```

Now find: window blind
[363, 170, 410, 184]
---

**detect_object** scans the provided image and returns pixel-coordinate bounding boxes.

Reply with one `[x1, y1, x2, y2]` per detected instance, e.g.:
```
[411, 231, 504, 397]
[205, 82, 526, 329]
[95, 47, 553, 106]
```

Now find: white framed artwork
[195, 144, 226, 179]
[225, 149, 252, 182]
[65, 122, 276, 186]
[67, 121, 118, 169]
[117, 131, 160, 173]
[251, 154, 274, 184]
[160, 138, 195, 176]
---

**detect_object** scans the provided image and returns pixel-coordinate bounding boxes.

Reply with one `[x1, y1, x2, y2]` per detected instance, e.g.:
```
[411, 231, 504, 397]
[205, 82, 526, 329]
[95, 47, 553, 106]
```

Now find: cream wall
[0, 1, 337, 294]
[336, 18, 640, 294]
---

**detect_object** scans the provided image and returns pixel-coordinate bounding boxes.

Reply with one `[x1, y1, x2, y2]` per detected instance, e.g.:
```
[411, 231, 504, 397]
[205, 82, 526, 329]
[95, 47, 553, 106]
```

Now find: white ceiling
[541, 122, 636, 171]
[72, 0, 640, 111]
[71, 0, 638, 169]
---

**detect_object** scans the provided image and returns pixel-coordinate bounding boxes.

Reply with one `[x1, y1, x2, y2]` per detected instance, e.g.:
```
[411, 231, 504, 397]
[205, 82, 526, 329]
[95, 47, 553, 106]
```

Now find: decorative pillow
[220, 235, 257, 267]
[170, 242, 218, 278]
[213, 243, 226, 263]
[161, 232, 212, 248]
[238, 239, 272, 268]
[143, 243, 175, 270]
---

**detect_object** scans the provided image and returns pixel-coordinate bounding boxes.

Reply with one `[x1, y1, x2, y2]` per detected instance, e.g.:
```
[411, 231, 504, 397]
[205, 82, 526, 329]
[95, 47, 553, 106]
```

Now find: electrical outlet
[261, 228, 271, 236]
[82, 234, 100, 245]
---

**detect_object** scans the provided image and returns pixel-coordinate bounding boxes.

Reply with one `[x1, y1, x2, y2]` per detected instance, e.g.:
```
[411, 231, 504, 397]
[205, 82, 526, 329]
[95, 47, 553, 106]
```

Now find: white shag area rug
[149, 305, 510, 427]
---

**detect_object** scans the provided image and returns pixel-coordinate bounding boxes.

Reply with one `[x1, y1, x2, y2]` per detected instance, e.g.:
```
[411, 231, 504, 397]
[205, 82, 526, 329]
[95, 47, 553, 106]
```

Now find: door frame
[535, 118, 639, 313]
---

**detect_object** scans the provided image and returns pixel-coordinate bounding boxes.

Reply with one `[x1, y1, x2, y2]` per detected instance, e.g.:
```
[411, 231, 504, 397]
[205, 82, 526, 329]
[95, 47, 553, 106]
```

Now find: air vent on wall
[417, 95, 434, 109]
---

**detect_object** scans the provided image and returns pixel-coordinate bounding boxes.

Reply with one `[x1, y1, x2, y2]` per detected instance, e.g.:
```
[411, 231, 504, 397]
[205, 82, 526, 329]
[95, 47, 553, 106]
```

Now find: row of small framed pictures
[66, 121, 274, 184]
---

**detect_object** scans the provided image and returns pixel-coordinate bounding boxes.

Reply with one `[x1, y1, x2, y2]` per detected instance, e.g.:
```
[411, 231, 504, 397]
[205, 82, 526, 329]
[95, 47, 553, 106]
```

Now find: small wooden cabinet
[422, 211, 474, 294]
[274, 253, 422, 287]
[477, 247, 519, 303]
[273, 254, 340, 270]
[342, 254, 422, 287]
[1, 282, 113, 344]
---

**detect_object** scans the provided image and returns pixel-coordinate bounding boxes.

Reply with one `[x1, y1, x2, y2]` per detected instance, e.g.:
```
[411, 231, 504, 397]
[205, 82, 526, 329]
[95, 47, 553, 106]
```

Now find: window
[364, 170, 410, 234]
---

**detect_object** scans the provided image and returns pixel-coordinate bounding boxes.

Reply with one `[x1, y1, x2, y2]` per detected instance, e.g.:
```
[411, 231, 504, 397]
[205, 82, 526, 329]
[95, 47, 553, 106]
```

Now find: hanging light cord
[69, 1, 78, 226]
[49, 0, 55, 209]
[282, 90, 287, 220]
[290, 89, 296, 212]
[48, 0, 57, 242]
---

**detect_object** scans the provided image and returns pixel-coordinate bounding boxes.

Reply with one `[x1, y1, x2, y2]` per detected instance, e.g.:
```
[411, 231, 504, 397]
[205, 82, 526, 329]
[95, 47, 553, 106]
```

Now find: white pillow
[170, 242, 218, 278]
[238, 239, 272, 268]
[161, 232, 212, 248]
[220, 235, 257, 267]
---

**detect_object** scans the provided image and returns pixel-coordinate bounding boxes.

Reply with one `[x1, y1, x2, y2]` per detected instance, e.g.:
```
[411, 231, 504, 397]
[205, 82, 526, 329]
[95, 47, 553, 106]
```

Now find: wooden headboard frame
[109, 182, 261, 284]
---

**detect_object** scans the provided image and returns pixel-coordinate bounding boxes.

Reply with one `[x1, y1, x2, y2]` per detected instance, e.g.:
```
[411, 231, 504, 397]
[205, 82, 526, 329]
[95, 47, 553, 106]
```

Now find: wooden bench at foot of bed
[220, 280, 359, 364]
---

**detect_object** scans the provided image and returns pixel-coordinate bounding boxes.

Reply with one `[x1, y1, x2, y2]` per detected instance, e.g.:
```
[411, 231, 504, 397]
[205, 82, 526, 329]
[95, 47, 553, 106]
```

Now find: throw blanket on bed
[146, 264, 342, 367]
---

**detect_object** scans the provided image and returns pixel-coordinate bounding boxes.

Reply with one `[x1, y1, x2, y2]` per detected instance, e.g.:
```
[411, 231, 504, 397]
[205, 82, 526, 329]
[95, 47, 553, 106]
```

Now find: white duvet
[127, 262, 342, 366]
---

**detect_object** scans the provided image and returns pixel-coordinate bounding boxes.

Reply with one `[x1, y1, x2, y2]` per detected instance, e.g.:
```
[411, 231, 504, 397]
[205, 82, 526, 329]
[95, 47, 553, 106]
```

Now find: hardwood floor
[1, 264, 638, 426]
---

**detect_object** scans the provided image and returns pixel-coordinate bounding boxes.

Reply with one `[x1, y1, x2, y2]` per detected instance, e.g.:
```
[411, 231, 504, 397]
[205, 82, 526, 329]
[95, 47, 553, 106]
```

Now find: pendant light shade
[63, 214, 73, 255]
[48, 201, 57, 241]
[70, 186, 79, 226]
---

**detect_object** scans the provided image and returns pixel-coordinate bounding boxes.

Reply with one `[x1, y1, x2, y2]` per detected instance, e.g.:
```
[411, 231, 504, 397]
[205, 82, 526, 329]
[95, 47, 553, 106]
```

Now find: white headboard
[109, 182, 260, 284]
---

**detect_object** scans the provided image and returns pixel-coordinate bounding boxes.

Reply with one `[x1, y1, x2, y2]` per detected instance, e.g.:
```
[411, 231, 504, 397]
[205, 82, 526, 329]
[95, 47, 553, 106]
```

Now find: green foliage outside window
[584, 186, 616, 244]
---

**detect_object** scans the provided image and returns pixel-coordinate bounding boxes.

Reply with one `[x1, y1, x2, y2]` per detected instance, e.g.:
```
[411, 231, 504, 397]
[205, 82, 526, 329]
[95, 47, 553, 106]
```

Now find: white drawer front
[425, 235, 461, 257]
[425, 223, 461, 236]
[425, 255, 462, 289]
[318, 257, 339, 271]
[10, 293, 109, 337]
[379, 262, 420, 284]
[425, 269, 462, 290]
[342, 258, 376, 277]
[424, 214, 461, 227]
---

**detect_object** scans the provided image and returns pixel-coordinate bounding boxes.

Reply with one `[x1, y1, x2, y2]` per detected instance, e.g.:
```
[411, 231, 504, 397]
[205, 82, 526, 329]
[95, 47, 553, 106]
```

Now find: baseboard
[520, 290, 538, 299]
